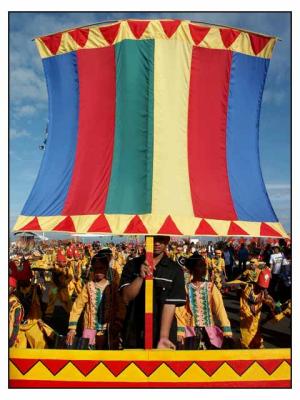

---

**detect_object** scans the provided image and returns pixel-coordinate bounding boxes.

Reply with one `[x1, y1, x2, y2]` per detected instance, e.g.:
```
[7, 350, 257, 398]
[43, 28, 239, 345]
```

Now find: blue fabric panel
[22, 52, 79, 216]
[226, 53, 277, 222]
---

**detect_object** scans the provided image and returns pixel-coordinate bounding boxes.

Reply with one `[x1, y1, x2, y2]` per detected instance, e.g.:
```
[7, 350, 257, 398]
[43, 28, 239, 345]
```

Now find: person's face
[153, 236, 169, 256]
[215, 251, 222, 258]
[274, 247, 279, 254]
[200, 249, 207, 258]
[249, 260, 257, 270]
[93, 260, 108, 282]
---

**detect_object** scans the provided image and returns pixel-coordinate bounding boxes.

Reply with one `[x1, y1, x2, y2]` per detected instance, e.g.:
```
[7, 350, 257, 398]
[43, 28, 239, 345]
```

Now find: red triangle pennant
[226, 360, 254, 376]
[164, 361, 192, 377]
[68, 28, 89, 48]
[128, 20, 150, 39]
[99, 23, 120, 45]
[194, 219, 217, 235]
[160, 20, 181, 38]
[189, 24, 210, 45]
[88, 214, 112, 233]
[260, 222, 282, 237]
[249, 33, 271, 55]
[227, 221, 249, 236]
[71, 360, 100, 376]
[134, 361, 162, 377]
[257, 359, 284, 375]
[11, 358, 39, 374]
[42, 359, 69, 375]
[19, 216, 42, 231]
[53, 216, 76, 232]
[102, 361, 131, 377]
[219, 28, 240, 48]
[41, 33, 62, 55]
[196, 360, 223, 376]
[124, 215, 148, 234]
[157, 216, 182, 235]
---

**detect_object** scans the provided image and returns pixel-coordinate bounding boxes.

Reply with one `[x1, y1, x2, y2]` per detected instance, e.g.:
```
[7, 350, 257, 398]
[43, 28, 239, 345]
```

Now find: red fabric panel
[99, 23, 120, 45]
[157, 216, 183, 235]
[194, 219, 217, 235]
[189, 24, 210, 45]
[128, 20, 149, 39]
[249, 33, 271, 55]
[53, 216, 76, 232]
[19, 217, 42, 231]
[101, 361, 130, 376]
[71, 360, 100, 376]
[188, 47, 237, 220]
[134, 361, 161, 377]
[160, 20, 181, 38]
[88, 215, 112, 233]
[62, 47, 116, 215]
[41, 360, 69, 375]
[260, 223, 282, 237]
[41, 33, 62, 54]
[219, 28, 240, 48]
[227, 221, 249, 236]
[124, 215, 148, 234]
[68, 28, 89, 48]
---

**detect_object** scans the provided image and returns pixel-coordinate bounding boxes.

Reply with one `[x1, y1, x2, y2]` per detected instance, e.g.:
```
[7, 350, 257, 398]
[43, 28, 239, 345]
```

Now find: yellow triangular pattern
[36, 20, 276, 59]
[206, 219, 231, 236]
[147, 363, 179, 382]
[116, 362, 149, 382]
[38, 216, 65, 231]
[265, 222, 289, 238]
[200, 26, 225, 50]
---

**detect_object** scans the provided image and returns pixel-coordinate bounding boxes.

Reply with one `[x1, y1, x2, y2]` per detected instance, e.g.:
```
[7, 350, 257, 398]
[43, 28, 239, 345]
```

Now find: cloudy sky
[9, 11, 291, 232]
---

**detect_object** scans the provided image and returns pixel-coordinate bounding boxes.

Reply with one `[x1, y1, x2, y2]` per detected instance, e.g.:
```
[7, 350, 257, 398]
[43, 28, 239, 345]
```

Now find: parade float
[11, 18, 290, 388]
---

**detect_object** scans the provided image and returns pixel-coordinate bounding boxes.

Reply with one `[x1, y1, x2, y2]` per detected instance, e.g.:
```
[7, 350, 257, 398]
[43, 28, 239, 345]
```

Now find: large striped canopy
[14, 19, 288, 237]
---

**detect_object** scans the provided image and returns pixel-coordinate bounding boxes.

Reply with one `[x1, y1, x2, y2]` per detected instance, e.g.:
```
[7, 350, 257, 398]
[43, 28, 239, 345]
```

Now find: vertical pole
[145, 236, 154, 349]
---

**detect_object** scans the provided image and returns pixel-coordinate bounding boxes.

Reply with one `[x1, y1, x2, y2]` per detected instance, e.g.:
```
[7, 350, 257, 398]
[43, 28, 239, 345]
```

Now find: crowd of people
[9, 236, 291, 351]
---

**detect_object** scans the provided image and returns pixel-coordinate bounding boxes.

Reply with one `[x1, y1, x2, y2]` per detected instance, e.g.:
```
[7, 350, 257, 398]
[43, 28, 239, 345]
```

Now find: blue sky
[9, 12, 291, 233]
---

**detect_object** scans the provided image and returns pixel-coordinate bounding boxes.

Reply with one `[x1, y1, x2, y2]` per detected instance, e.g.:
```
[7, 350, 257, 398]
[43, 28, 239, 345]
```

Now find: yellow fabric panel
[13, 215, 34, 231]
[152, 39, 194, 217]
[145, 279, 153, 313]
[35, 20, 277, 59]
[145, 236, 154, 253]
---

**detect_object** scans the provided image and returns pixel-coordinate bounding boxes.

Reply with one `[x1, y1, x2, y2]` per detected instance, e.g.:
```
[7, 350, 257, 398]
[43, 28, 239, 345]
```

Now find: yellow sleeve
[68, 284, 88, 330]
[211, 285, 232, 336]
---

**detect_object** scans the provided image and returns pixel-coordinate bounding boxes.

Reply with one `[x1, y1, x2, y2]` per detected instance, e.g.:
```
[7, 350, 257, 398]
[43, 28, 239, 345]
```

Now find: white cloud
[14, 104, 37, 117]
[10, 128, 31, 140]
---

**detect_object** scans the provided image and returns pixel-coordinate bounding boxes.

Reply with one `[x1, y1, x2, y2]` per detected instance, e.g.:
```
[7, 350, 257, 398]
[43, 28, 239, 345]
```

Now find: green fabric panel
[105, 39, 154, 214]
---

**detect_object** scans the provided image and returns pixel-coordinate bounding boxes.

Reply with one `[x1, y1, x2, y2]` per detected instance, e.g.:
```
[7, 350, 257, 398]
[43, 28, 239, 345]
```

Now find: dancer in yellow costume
[240, 269, 275, 349]
[212, 250, 227, 292]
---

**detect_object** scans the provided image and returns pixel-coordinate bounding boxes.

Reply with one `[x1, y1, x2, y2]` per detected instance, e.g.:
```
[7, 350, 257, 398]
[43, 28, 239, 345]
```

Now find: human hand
[66, 329, 76, 346]
[139, 261, 152, 279]
[157, 337, 176, 349]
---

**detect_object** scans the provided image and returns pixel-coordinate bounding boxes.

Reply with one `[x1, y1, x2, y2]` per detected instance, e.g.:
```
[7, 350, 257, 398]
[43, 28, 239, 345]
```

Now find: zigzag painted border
[9, 349, 291, 388]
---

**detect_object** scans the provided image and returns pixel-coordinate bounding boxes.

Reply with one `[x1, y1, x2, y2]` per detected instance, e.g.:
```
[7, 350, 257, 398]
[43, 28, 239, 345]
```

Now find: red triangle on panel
[249, 33, 271, 55]
[157, 216, 183, 235]
[19, 216, 42, 231]
[99, 23, 120, 45]
[196, 360, 223, 376]
[69, 28, 89, 48]
[227, 221, 249, 236]
[164, 361, 193, 377]
[53, 216, 76, 232]
[257, 359, 284, 375]
[124, 215, 148, 234]
[11, 358, 39, 374]
[226, 360, 254, 376]
[41, 33, 62, 55]
[134, 361, 162, 377]
[219, 28, 240, 48]
[194, 219, 217, 235]
[102, 361, 131, 377]
[260, 222, 282, 237]
[42, 359, 69, 375]
[71, 360, 100, 376]
[88, 214, 112, 233]
[160, 20, 181, 38]
[189, 24, 210, 45]
[128, 20, 150, 39]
